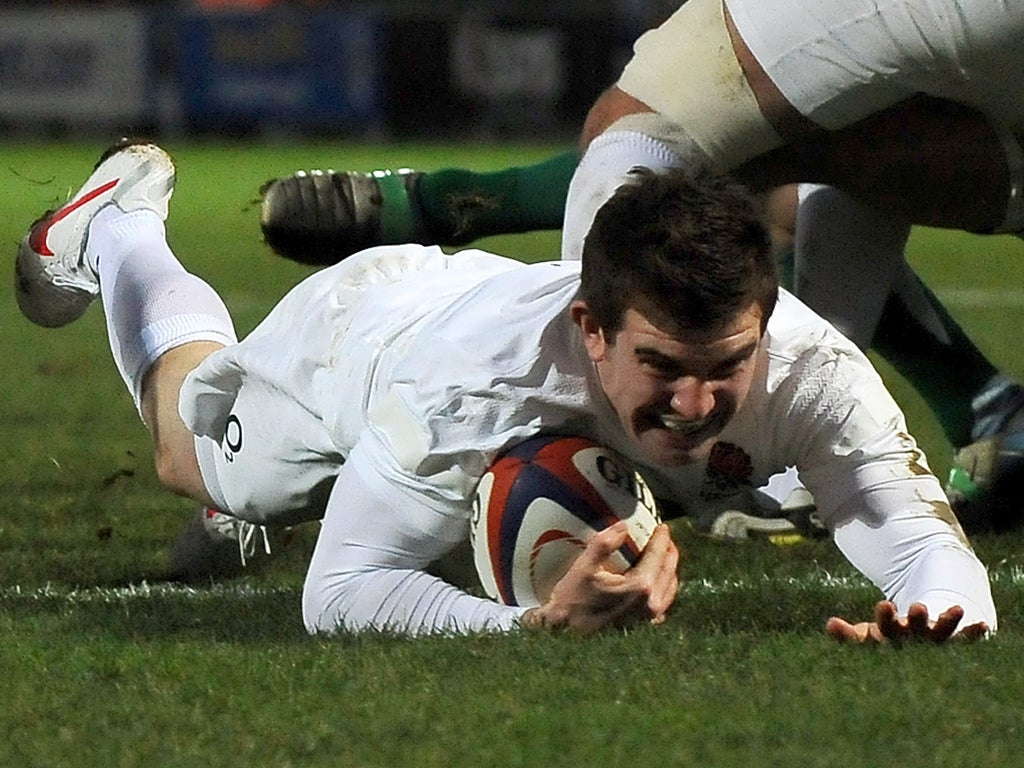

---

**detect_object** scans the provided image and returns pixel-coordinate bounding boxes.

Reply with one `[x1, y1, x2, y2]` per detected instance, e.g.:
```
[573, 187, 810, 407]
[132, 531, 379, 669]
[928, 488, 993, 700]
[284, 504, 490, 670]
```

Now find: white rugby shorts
[192, 370, 342, 527]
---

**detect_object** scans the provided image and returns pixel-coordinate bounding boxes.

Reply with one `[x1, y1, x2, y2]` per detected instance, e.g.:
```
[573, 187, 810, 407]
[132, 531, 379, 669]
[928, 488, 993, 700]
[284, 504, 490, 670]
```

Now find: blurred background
[0, 1, 684, 141]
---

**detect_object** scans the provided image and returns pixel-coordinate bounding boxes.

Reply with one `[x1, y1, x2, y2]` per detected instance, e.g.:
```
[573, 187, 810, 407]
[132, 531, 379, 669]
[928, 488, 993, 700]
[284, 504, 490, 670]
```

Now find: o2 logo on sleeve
[222, 414, 243, 463]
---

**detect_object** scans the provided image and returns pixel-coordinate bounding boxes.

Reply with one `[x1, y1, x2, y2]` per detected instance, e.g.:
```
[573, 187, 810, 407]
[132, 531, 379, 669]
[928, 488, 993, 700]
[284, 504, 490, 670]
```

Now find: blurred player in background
[260, 0, 1024, 533]
[15, 143, 994, 641]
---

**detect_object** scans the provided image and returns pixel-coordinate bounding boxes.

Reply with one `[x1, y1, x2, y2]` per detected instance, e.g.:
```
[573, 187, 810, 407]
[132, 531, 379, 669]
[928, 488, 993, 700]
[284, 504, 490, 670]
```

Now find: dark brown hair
[579, 166, 777, 337]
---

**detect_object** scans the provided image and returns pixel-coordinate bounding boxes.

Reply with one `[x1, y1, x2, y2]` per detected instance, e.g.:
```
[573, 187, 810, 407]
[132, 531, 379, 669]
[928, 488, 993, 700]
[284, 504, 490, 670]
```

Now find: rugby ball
[470, 435, 661, 607]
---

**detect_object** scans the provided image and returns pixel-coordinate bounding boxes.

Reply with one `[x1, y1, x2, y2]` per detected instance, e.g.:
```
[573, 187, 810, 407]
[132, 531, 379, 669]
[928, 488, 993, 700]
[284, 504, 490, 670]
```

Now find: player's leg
[415, 152, 575, 241]
[879, 265, 1024, 531]
[793, 184, 909, 348]
[261, 0, 1022, 264]
[587, 0, 1014, 231]
[87, 192, 279, 577]
[259, 151, 578, 265]
[871, 264, 1010, 452]
[562, 0, 794, 260]
[790, 181, 1024, 530]
[742, 97, 1012, 233]
[14, 141, 255, 577]
[85, 199, 237, 503]
[141, 343, 225, 507]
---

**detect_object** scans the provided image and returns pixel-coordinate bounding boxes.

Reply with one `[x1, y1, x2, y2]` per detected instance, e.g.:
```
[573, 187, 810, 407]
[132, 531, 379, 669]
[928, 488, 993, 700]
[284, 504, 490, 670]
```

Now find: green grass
[3, 141, 1024, 767]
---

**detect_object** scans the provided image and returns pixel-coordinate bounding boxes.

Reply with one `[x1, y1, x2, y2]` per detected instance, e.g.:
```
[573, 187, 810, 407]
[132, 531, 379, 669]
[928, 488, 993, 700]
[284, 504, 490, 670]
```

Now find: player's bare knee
[152, 447, 185, 494]
[151, 444, 204, 500]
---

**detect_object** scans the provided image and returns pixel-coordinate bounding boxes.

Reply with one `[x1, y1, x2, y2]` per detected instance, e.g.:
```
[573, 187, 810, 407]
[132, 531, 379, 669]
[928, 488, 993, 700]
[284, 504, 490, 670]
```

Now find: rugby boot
[946, 373, 1024, 532]
[259, 167, 424, 265]
[15, 140, 175, 327]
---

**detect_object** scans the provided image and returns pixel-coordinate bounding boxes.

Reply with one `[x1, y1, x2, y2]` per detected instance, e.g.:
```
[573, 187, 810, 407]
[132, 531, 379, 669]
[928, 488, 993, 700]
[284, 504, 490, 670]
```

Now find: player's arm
[302, 450, 531, 635]
[301, 445, 678, 636]
[787, 344, 996, 644]
[825, 497, 996, 644]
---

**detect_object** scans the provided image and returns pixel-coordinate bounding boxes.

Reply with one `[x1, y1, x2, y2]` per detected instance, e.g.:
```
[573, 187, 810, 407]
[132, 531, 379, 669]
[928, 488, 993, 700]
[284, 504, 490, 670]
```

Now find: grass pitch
[3, 141, 1024, 767]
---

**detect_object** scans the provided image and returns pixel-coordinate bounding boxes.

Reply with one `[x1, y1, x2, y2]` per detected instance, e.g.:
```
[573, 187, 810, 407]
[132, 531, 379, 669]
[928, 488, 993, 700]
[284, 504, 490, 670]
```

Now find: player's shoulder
[762, 289, 885, 399]
[764, 289, 861, 360]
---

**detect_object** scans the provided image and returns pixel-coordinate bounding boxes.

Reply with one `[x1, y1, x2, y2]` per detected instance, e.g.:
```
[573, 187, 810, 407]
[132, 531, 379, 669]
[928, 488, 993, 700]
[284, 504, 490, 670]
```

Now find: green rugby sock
[415, 150, 578, 244]
[871, 277, 996, 448]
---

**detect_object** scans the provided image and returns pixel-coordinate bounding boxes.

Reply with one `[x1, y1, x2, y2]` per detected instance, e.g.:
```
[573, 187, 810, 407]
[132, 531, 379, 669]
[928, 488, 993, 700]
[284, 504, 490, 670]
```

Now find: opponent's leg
[416, 151, 576, 242]
[872, 264, 1006, 451]
[875, 268, 1024, 534]
[259, 151, 578, 265]
[789, 180, 1024, 529]
[793, 184, 909, 348]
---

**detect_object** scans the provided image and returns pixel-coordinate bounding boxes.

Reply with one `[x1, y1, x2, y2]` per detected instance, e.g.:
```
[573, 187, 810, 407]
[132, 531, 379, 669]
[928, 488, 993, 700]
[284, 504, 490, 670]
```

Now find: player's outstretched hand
[826, 600, 990, 644]
[522, 522, 679, 634]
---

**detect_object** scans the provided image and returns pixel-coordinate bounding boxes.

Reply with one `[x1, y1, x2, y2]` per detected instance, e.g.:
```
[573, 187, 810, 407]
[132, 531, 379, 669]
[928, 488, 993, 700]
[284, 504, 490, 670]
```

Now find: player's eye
[639, 355, 683, 379]
[709, 345, 757, 380]
[709, 361, 743, 380]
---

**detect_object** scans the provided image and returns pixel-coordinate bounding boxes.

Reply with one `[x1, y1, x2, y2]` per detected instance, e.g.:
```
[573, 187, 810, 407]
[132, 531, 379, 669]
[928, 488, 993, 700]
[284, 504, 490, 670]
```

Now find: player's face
[573, 300, 764, 466]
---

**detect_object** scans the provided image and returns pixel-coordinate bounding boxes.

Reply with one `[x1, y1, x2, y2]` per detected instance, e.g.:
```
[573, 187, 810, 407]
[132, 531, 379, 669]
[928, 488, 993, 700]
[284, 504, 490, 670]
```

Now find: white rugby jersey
[182, 244, 996, 634]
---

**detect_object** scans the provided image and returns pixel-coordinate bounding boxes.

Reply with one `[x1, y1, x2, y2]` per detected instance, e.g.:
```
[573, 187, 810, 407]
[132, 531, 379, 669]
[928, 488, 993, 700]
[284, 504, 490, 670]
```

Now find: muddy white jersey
[180, 244, 995, 634]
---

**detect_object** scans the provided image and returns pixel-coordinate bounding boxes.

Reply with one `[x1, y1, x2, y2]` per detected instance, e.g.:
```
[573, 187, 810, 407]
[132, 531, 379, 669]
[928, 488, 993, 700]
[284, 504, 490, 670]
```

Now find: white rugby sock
[86, 205, 237, 411]
[794, 184, 911, 348]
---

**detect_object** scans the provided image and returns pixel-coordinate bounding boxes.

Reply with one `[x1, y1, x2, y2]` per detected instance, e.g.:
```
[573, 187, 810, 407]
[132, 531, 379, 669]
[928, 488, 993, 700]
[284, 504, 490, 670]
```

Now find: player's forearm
[302, 566, 529, 636]
[884, 540, 996, 633]
[834, 513, 997, 632]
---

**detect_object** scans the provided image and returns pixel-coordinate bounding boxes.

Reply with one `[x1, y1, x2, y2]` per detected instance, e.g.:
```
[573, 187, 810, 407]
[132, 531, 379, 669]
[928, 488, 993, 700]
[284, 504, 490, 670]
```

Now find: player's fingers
[592, 567, 667, 613]
[927, 605, 966, 642]
[591, 562, 675, 625]
[826, 616, 868, 643]
[875, 601, 906, 640]
[906, 602, 932, 637]
[643, 570, 677, 622]
[586, 527, 680, 625]
[626, 528, 675, 589]
[580, 521, 631, 568]
[955, 621, 990, 643]
[632, 525, 672, 570]
[647, 538, 680, 615]
[630, 525, 675, 581]
[615, 525, 672, 589]
[590, 569, 629, 590]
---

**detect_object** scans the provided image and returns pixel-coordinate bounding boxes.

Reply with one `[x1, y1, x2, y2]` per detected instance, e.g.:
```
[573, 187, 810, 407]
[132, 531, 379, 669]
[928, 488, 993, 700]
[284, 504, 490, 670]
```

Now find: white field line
[0, 581, 295, 604]
[2, 565, 1023, 604]
[935, 288, 1024, 309]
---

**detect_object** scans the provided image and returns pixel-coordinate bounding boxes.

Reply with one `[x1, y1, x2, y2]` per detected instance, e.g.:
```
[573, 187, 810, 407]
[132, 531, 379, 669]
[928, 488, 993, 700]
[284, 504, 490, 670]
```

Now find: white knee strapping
[90, 208, 237, 414]
[562, 117, 710, 261]
[617, 0, 782, 168]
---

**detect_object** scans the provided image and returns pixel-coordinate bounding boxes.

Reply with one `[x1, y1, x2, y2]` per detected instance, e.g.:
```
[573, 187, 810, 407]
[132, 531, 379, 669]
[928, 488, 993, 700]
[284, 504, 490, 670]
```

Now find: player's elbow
[302, 567, 367, 635]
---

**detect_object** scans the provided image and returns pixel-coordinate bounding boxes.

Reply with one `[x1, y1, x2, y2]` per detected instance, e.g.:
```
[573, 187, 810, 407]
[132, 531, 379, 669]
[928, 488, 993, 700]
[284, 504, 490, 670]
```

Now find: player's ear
[571, 299, 608, 361]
